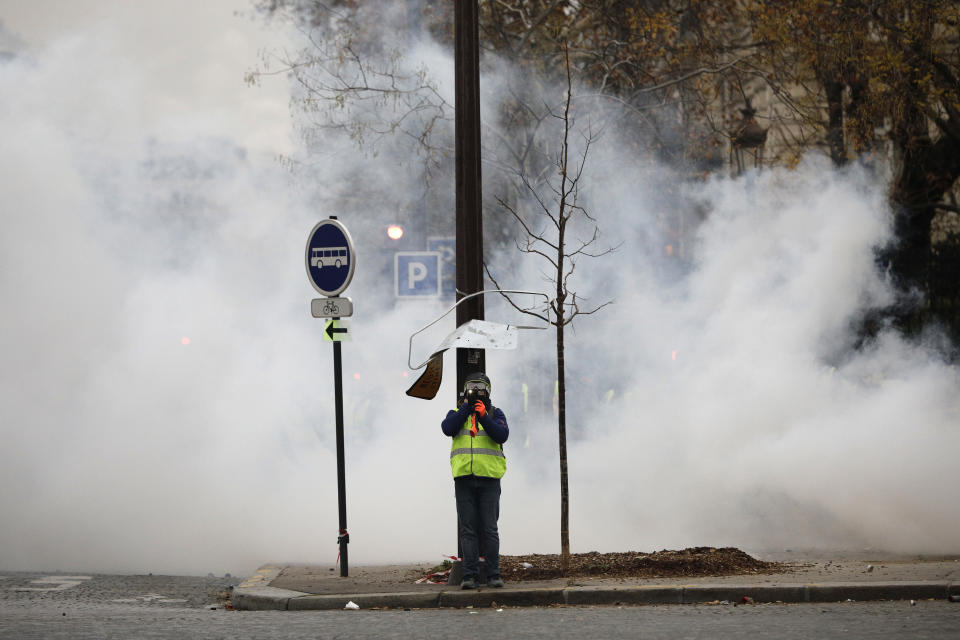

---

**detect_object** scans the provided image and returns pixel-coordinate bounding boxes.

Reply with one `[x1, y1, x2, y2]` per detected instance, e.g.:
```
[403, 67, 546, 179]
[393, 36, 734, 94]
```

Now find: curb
[232, 565, 301, 611]
[233, 580, 960, 611]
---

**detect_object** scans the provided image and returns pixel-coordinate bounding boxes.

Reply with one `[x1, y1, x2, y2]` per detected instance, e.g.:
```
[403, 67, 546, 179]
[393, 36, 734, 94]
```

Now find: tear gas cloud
[1, 2, 957, 577]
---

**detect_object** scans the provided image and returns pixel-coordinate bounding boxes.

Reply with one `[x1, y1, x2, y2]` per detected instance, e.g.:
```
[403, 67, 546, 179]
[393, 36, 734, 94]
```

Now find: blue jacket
[441, 401, 509, 444]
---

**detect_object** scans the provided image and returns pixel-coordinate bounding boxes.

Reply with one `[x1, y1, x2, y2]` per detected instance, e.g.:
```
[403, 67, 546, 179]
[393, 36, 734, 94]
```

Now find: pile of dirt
[499, 547, 787, 581]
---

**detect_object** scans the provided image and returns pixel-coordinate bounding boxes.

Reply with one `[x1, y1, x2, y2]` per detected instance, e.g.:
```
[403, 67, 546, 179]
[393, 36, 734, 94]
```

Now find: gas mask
[462, 376, 491, 414]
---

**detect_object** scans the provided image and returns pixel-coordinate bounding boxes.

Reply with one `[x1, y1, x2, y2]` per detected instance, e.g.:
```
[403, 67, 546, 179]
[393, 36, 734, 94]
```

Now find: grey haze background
[1, 1, 957, 577]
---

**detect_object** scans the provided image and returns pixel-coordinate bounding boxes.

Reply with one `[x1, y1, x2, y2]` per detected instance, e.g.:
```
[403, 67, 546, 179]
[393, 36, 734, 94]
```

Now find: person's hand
[474, 401, 486, 417]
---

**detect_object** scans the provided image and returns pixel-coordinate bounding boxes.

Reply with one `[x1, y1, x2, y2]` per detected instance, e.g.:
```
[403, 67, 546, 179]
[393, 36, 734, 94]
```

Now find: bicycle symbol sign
[311, 296, 354, 318]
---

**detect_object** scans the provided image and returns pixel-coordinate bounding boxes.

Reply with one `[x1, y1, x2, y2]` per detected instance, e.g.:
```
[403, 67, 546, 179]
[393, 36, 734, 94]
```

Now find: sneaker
[460, 578, 477, 590]
[487, 577, 504, 588]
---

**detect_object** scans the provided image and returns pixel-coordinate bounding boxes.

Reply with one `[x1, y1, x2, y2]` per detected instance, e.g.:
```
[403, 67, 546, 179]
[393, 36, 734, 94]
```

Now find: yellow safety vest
[450, 413, 506, 479]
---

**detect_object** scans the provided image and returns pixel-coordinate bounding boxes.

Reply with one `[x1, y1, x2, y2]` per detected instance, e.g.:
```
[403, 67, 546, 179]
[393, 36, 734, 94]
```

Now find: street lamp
[386, 224, 404, 241]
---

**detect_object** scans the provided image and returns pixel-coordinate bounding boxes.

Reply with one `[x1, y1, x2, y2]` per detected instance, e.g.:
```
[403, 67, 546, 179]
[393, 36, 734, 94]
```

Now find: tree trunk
[556, 310, 569, 574]
[881, 1, 960, 331]
[822, 72, 847, 166]
[887, 81, 960, 322]
[888, 133, 960, 323]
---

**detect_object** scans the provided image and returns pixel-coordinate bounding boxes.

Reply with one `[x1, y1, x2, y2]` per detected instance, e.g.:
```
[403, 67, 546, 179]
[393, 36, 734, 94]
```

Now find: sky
[0, 1, 958, 577]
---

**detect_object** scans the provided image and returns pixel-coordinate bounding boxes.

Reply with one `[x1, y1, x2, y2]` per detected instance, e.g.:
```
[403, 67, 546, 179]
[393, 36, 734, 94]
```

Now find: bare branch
[629, 56, 759, 101]
[484, 263, 551, 324]
[919, 202, 960, 213]
[564, 299, 616, 324]
[516, 0, 565, 54]
[495, 195, 560, 256]
[518, 173, 562, 233]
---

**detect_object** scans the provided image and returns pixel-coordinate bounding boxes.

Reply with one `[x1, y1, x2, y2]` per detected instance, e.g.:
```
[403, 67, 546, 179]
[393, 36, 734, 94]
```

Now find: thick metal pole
[333, 337, 348, 577]
[455, 0, 485, 394]
[452, 0, 484, 580]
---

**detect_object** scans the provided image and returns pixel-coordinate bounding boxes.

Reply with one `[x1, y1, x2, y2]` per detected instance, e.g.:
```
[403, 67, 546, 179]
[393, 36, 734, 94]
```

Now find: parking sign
[395, 252, 441, 298]
[427, 236, 456, 298]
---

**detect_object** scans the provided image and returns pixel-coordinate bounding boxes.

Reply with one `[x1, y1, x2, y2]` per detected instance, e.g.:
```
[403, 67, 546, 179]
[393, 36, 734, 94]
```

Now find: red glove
[474, 401, 487, 417]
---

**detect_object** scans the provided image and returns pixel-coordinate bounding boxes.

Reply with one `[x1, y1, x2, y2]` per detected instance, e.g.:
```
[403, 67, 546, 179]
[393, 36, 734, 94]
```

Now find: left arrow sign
[324, 319, 350, 342]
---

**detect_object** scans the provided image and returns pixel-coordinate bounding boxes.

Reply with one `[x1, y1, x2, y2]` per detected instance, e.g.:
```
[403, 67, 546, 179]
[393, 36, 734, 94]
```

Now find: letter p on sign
[408, 261, 427, 288]
[395, 252, 441, 298]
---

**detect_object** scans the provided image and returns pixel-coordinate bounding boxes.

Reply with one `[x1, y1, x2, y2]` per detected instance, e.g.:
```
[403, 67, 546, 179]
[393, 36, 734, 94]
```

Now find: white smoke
[501, 155, 960, 555]
[0, 2, 957, 578]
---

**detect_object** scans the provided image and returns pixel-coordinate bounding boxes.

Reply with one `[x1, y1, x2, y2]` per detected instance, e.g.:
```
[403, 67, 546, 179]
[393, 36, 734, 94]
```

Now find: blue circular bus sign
[306, 218, 356, 296]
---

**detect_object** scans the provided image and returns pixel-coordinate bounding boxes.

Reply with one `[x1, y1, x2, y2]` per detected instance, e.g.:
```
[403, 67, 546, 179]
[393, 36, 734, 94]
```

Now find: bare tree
[486, 46, 617, 573]
[248, 0, 455, 172]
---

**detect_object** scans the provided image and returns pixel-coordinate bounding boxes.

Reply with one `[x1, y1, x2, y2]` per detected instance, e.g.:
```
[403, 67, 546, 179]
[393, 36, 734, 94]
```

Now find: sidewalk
[233, 550, 960, 611]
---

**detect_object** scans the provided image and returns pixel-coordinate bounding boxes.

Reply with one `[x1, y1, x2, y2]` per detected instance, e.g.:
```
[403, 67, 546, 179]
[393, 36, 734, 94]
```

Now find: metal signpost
[306, 216, 355, 577]
[455, 0, 485, 392]
[453, 0, 484, 584]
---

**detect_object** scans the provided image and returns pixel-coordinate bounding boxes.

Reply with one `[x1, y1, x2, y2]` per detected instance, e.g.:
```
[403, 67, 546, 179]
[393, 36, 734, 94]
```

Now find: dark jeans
[454, 475, 501, 581]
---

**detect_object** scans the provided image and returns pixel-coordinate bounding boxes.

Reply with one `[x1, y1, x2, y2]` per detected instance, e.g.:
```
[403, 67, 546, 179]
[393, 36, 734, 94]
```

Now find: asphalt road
[2, 571, 958, 639]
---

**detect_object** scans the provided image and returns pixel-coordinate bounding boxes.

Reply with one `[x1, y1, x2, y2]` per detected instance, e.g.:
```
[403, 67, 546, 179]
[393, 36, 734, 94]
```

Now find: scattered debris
[911, 600, 917, 606]
[416, 558, 454, 584]
[866, 565, 874, 573]
[344, 601, 359, 610]
[498, 547, 787, 581]
[949, 595, 960, 603]
[415, 571, 450, 585]
[740, 596, 755, 604]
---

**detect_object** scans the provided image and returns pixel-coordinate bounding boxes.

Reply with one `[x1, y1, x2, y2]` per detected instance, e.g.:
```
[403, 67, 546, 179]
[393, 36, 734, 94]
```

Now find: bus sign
[306, 218, 356, 296]
[310, 246, 349, 270]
